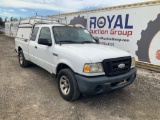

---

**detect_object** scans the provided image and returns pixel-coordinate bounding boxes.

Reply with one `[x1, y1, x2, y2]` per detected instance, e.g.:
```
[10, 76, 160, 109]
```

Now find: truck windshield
[52, 26, 95, 44]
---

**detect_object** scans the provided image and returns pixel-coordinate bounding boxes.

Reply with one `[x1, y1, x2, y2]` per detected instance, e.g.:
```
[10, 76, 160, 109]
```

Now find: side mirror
[94, 37, 99, 44]
[38, 38, 52, 46]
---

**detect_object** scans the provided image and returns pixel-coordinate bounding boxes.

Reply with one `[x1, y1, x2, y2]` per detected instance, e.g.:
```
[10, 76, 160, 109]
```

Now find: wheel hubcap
[60, 76, 70, 95]
[19, 54, 23, 65]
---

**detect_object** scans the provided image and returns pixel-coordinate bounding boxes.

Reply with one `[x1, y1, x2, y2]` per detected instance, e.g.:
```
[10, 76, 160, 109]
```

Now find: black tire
[19, 50, 29, 67]
[57, 68, 80, 101]
[136, 13, 160, 62]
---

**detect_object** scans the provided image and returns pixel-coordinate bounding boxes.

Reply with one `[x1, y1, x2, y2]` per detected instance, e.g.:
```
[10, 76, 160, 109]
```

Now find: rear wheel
[19, 50, 29, 67]
[57, 68, 80, 101]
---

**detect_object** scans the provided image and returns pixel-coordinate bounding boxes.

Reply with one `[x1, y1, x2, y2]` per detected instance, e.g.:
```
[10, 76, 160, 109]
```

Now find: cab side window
[38, 27, 52, 43]
[30, 27, 39, 41]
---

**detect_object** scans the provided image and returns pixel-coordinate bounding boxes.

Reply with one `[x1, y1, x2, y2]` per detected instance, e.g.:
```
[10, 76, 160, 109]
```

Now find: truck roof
[35, 23, 65, 27]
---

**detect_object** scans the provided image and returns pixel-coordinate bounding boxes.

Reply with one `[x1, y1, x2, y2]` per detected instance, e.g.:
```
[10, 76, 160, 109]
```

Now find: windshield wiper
[80, 41, 95, 43]
[57, 40, 79, 44]
[57, 40, 96, 44]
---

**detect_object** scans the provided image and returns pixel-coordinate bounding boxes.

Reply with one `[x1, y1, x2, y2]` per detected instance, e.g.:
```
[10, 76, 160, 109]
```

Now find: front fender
[56, 59, 76, 74]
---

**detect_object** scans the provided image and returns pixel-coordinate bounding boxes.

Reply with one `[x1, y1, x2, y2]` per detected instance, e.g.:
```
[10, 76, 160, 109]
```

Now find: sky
[0, 0, 154, 21]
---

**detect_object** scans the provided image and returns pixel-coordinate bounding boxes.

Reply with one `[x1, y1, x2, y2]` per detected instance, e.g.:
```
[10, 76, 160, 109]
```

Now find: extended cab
[15, 17, 137, 101]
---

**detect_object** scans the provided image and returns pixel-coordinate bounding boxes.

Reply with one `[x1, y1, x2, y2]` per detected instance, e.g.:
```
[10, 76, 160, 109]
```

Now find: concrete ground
[0, 35, 160, 120]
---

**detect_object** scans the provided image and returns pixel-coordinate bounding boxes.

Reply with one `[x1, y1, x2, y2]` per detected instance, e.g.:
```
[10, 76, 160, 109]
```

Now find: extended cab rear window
[30, 27, 39, 41]
[38, 27, 52, 43]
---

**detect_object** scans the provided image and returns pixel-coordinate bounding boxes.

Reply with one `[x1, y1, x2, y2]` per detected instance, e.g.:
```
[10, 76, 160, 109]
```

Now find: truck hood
[56, 44, 131, 63]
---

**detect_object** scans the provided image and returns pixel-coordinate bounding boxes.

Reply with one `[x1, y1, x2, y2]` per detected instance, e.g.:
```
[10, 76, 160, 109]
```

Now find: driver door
[34, 27, 54, 73]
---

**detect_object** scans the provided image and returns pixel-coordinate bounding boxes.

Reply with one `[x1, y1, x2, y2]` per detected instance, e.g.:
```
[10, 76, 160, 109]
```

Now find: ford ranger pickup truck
[15, 16, 137, 101]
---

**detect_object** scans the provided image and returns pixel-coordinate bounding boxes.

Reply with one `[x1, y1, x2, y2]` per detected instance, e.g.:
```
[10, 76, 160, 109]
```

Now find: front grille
[102, 56, 131, 77]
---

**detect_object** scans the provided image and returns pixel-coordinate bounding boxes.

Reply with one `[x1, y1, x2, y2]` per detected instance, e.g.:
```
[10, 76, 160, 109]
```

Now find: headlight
[83, 63, 103, 73]
[131, 57, 135, 68]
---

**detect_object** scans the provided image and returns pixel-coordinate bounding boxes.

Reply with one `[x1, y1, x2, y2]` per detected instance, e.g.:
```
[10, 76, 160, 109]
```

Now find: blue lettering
[90, 17, 96, 28]
[107, 15, 115, 29]
[114, 15, 123, 29]
[125, 14, 133, 29]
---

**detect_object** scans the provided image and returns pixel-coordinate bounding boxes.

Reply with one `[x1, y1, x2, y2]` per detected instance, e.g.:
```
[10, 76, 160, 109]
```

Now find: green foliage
[13, 18, 18, 21]
[0, 17, 4, 27]
[5, 17, 8, 22]
[0, 17, 3, 22]
[10, 17, 13, 21]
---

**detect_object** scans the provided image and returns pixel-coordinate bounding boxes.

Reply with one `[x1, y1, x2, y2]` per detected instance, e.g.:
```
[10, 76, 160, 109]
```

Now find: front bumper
[75, 68, 137, 95]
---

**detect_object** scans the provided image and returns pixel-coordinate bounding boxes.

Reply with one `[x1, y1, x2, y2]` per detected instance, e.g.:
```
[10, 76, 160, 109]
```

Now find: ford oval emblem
[118, 63, 125, 68]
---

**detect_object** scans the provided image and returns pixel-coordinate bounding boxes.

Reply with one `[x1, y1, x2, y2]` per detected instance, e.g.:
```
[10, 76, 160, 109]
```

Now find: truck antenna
[59, 8, 61, 23]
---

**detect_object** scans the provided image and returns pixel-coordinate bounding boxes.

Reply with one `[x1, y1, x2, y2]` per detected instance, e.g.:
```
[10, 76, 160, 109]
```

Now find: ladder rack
[19, 14, 67, 25]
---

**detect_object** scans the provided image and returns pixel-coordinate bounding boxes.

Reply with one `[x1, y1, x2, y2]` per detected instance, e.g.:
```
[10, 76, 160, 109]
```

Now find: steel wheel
[57, 68, 80, 101]
[18, 50, 29, 67]
[60, 75, 70, 95]
[19, 53, 23, 65]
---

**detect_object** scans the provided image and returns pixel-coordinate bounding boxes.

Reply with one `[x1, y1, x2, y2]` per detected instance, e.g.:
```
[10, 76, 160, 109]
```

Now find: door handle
[35, 46, 37, 49]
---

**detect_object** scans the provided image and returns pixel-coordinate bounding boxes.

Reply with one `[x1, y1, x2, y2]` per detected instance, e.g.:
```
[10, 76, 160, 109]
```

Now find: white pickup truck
[15, 16, 136, 101]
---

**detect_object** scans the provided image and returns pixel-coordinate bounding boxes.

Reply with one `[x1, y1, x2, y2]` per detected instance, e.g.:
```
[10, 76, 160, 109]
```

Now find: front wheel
[19, 50, 29, 67]
[57, 68, 80, 101]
